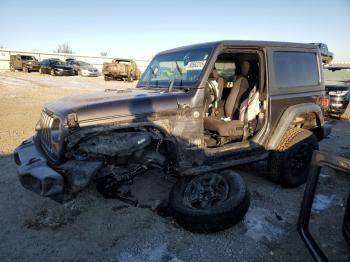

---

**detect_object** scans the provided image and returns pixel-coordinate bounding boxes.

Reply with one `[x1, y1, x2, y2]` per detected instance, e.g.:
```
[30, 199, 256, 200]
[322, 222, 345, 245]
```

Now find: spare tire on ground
[169, 170, 250, 233]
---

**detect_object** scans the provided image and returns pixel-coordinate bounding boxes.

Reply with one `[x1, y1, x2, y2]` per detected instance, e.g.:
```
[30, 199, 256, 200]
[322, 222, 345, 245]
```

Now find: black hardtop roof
[158, 40, 318, 55]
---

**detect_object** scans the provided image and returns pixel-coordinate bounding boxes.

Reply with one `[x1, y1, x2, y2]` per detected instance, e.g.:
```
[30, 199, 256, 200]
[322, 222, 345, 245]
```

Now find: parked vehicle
[324, 64, 350, 120]
[102, 58, 141, 81]
[15, 41, 332, 232]
[39, 59, 75, 76]
[9, 54, 40, 72]
[311, 43, 333, 64]
[66, 60, 99, 77]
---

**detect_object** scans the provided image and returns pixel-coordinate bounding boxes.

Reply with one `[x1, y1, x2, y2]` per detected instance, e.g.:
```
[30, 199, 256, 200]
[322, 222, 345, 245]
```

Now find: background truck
[9, 54, 40, 73]
[102, 58, 141, 82]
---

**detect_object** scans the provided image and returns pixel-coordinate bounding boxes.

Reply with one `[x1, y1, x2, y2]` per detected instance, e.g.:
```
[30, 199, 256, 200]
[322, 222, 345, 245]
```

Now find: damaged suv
[15, 41, 332, 232]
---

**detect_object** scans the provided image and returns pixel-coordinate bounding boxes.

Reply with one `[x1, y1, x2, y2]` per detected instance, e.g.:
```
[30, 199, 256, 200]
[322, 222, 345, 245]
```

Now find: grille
[39, 111, 55, 157]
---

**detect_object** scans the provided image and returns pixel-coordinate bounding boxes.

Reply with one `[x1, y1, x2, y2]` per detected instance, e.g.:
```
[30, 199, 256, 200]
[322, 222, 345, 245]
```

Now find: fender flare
[267, 103, 323, 150]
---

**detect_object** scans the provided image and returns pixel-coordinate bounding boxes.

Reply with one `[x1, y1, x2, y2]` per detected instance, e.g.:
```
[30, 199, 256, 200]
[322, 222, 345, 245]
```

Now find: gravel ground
[0, 71, 349, 262]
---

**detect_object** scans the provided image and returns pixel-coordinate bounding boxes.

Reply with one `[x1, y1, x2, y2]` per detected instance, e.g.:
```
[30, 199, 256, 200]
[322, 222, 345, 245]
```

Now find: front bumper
[81, 71, 99, 77]
[326, 95, 349, 115]
[28, 65, 40, 71]
[14, 136, 64, 196]
[55, 69, 75, 76]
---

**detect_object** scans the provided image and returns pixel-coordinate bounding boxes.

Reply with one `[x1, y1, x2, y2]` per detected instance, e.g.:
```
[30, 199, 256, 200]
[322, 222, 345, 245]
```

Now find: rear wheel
[268, 128, 319, 187]
[169, 171, 250, 233]
[50, 69, 56, 76]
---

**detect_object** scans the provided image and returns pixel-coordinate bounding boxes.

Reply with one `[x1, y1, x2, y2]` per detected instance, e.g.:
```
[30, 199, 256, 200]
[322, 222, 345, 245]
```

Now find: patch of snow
[312, 194, 335, 213]
[116, 243, 183, 262]
[244, 207, 284, 242]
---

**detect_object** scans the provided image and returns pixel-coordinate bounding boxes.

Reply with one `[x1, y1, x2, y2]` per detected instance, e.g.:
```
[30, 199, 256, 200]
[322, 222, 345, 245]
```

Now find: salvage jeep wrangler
[14, 41, 332, 232]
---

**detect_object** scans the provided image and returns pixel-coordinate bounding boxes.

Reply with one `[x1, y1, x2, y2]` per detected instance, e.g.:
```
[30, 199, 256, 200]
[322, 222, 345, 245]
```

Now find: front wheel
[268, 128, 319, 187]
[127, 75, 134, 82]
[169, 171, 250, 233]
[50, 69, 56, 76]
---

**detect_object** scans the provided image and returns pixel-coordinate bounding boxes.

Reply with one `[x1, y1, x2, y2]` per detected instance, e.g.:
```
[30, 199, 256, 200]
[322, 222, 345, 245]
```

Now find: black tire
[10, 64, 15, 72]
[169, 171, 250, 233]
[104, 75, 110, 81]
[50, 69, 56, 76]
[127, 75, 134, 82]
[268, 128, 319, 187]
[343, 193, 350, 245]
[23, 65, 28, 73]
[340, 104, 350, 121]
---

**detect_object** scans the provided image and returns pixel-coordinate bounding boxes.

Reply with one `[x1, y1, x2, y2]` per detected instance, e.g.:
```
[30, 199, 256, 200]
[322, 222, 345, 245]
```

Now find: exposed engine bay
[53, 126, 171, 202]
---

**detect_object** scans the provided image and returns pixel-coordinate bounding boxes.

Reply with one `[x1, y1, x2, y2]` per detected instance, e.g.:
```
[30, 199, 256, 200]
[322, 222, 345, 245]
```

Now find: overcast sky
[1, 0, 349, 61]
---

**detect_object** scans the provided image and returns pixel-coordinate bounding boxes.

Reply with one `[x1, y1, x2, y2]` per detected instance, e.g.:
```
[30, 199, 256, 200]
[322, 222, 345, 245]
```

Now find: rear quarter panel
[264, 47, 325, 145]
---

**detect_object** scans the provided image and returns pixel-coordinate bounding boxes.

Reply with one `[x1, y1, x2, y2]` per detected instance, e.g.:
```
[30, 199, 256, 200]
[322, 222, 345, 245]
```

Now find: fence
[0, 48, 150, 72]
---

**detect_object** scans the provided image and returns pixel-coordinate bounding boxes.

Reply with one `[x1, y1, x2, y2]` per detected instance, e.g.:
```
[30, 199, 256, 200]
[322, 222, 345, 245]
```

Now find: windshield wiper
[168, 61, 183, 93]
[149, 66, 158, 88]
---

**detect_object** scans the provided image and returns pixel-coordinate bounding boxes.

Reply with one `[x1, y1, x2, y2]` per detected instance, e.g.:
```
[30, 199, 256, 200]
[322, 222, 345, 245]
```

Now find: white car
[66, 60, 99, 77]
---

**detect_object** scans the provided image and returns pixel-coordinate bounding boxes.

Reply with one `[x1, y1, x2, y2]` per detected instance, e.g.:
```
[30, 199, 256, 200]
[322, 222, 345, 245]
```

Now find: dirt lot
[0, 71, 349, 262]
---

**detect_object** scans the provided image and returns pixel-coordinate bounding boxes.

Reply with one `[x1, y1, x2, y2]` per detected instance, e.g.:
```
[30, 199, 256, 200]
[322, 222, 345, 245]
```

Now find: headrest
[241, 61, 250, 77]
[210, 69, 219, 80]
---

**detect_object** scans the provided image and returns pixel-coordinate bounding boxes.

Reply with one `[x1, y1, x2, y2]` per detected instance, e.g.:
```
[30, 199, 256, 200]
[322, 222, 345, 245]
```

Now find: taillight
[322, 95, 330, 108]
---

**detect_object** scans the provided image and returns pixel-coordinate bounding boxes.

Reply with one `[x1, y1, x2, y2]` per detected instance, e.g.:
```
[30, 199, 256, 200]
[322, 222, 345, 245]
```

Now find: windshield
[51, 60, 66, 66]
[138, 47, 212, 88]
[77, 61, 89, 66]
[324, 68, 350, 84]
[21, 56, 35, 60]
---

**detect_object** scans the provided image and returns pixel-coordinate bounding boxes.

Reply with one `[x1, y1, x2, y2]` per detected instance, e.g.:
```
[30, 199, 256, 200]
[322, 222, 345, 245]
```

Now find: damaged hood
[45, 88, 188, 124]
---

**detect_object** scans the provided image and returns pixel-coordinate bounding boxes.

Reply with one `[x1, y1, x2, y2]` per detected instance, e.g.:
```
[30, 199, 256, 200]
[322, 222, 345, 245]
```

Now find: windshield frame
[137, 47, 214, 89]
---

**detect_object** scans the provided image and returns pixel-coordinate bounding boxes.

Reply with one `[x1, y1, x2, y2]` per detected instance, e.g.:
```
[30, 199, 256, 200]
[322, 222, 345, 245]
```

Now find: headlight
[66, 113, 78, 128]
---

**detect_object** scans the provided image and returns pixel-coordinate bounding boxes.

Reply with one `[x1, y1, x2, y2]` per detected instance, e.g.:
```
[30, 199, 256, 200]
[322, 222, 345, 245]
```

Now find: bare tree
[100, 51, 108, 56]
[55, 42, 73, 53]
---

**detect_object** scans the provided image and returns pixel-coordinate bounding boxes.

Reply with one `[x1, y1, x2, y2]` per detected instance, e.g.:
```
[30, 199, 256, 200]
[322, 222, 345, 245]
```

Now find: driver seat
[204, 61, 251, 140]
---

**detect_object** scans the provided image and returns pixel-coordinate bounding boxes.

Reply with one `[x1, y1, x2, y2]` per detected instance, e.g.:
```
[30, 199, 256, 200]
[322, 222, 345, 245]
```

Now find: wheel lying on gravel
[341, 104, 350, 121]
[268, 128, 319, 188]
[169, 171, 250, 233]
